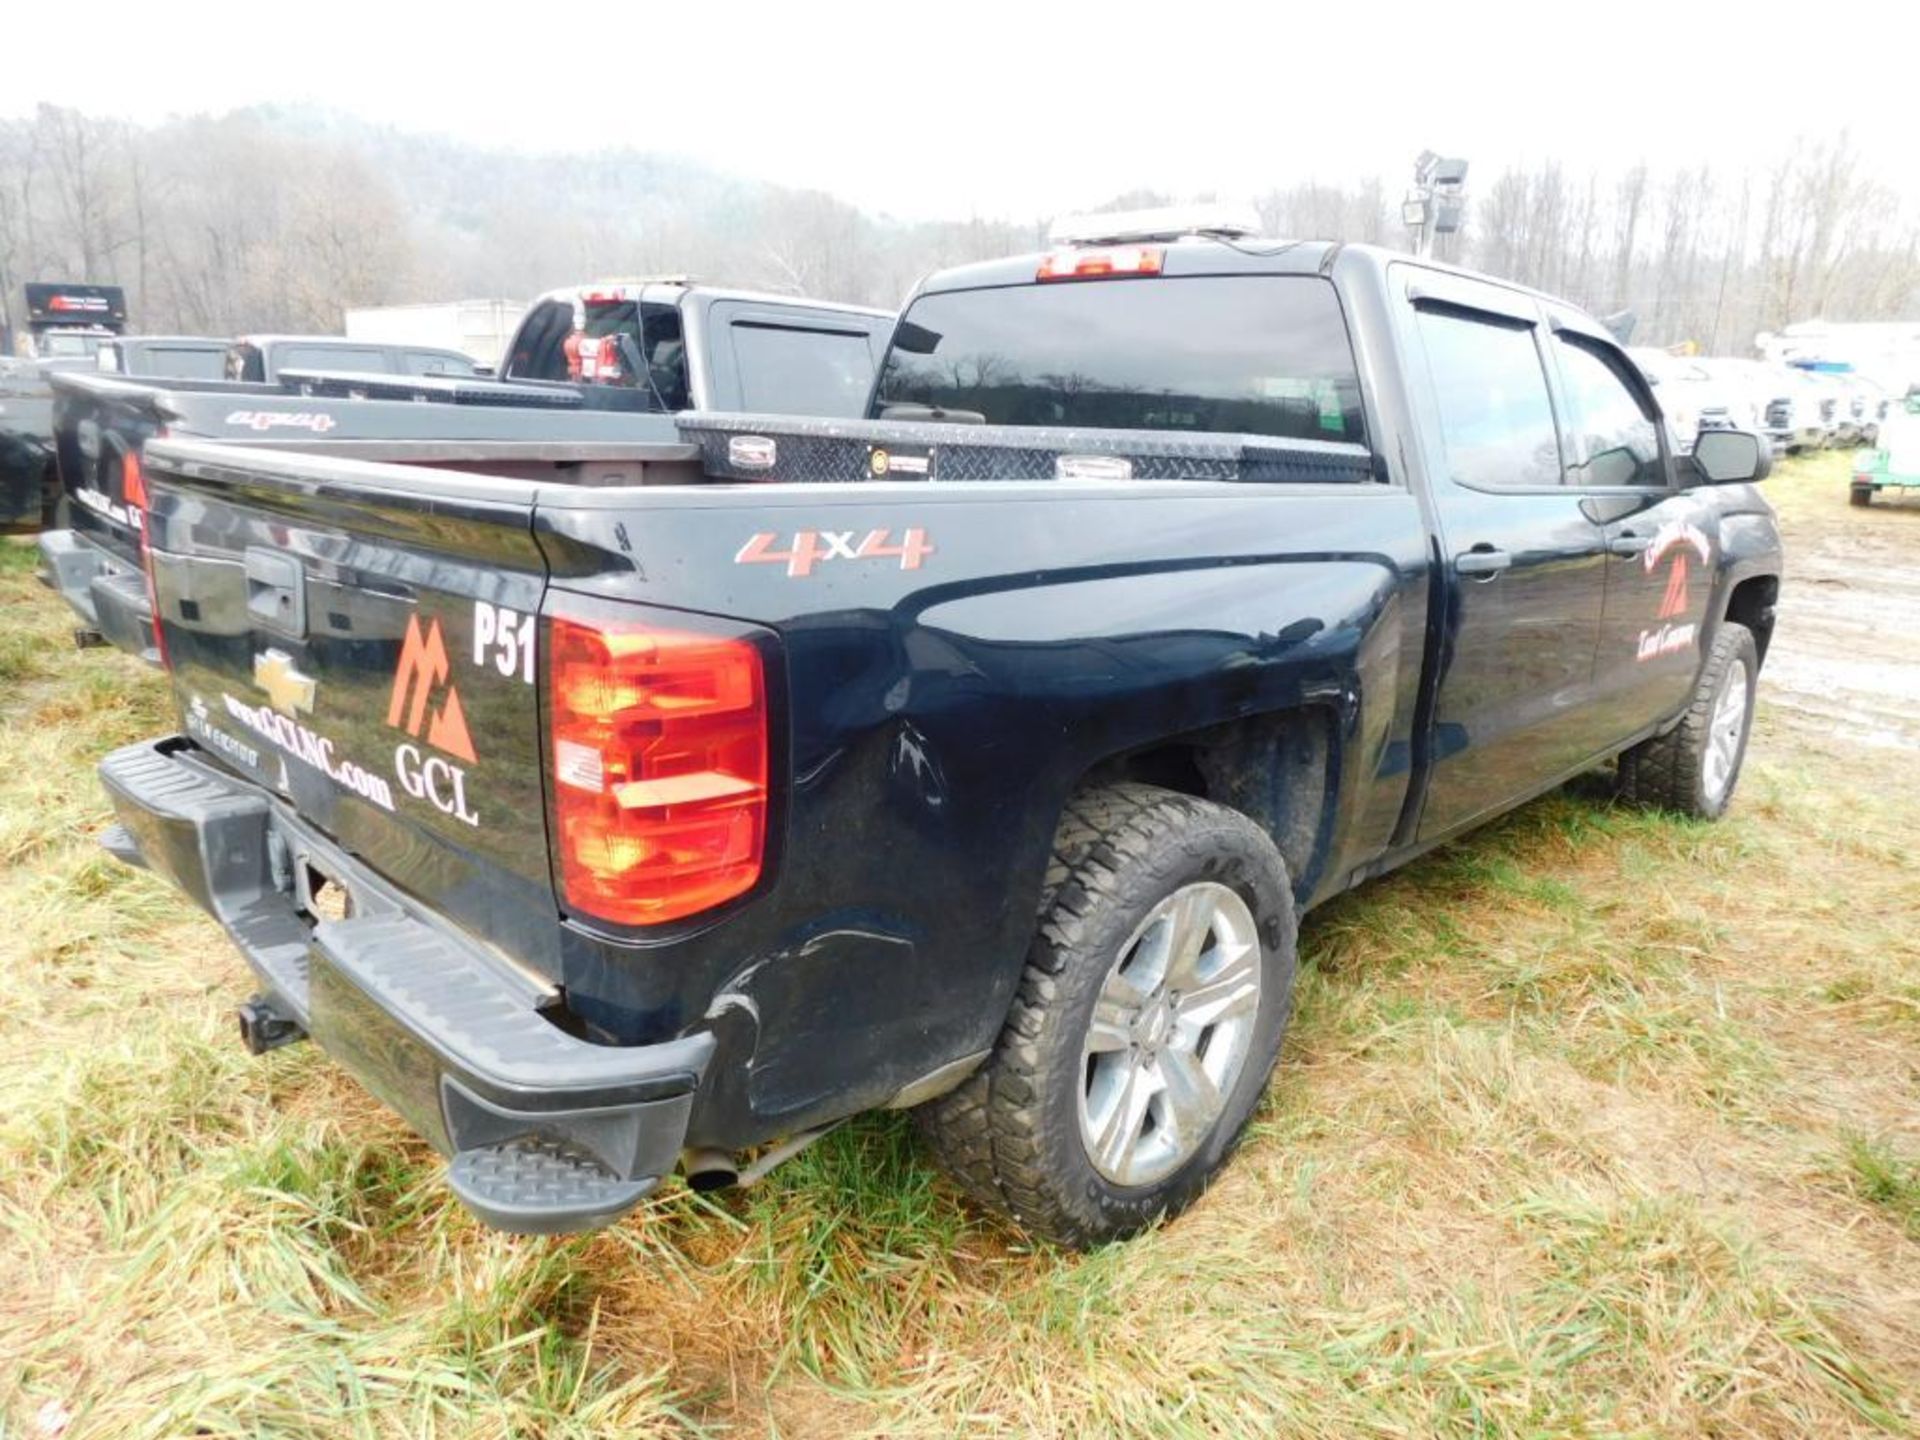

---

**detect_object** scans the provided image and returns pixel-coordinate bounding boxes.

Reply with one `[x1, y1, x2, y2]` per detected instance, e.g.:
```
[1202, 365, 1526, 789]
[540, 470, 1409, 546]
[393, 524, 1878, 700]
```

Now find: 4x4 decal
[736, 527, 934, 578]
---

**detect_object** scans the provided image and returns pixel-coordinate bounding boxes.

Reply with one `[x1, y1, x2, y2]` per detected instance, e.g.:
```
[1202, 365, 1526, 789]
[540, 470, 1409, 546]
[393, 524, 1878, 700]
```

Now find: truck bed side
[135, 436, 1431, 1148]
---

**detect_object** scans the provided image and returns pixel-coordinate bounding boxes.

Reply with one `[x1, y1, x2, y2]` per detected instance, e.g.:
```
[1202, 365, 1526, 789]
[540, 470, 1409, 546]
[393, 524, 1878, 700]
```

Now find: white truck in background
[343, 299, 525, 370]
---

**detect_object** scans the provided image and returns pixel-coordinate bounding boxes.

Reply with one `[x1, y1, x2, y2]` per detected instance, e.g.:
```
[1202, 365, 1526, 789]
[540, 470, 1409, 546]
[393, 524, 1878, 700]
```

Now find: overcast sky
[8, 0, 1914, 222]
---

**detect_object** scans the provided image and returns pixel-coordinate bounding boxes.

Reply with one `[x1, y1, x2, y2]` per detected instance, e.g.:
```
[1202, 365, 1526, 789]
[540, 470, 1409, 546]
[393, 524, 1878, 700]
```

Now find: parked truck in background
[225, 335, 481, 383]
[96, 336, 230, 381]
[0, 284, 132, 527]
[344, 300, 525, 370]
[96, 224, 1781, 1247]
[494, 279, 889, 419]
[19, 282, 128, 360]
[38, 286, 893, 660]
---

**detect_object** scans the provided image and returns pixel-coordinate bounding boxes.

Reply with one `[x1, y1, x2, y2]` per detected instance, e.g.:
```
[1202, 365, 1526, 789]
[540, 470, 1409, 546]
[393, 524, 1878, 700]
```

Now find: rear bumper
[98, 735, 713, 1233]
[37, 528, 159, 663]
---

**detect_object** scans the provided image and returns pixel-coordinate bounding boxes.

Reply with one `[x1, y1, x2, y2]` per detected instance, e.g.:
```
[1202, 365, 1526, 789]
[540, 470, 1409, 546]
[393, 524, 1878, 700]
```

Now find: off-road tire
[1617, 622, 1758, 819]
[1850, 485, 1873, 507]
[916, 782, 1297, 1248]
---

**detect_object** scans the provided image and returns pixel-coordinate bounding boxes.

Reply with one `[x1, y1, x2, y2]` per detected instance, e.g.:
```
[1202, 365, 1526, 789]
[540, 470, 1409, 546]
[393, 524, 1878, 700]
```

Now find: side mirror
[1690, 428, 1769, 485]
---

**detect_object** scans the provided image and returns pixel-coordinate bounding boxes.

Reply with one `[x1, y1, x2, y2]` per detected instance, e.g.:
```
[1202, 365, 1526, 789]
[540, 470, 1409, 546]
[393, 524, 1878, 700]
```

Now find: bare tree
[0, 105, 1913, 355]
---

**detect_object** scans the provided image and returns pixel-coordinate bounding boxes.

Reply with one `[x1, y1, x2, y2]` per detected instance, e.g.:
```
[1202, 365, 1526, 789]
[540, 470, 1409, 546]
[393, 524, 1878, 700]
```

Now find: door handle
[1455, 545, 1512, 579]
[244, 546, 307, 637]
[1608, 532, 1651, 558]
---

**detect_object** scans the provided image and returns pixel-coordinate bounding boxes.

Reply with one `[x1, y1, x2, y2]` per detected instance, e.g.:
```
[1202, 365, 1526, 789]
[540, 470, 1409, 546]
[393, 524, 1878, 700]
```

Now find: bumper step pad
[449, 1137, 656, 1235]
[98, 737, 716, 1236]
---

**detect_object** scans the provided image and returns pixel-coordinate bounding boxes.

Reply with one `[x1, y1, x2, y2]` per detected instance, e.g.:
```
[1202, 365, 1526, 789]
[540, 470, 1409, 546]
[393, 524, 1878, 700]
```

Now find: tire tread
[1617, 621, 1756, 817]
[917, 782, 1293, 1247]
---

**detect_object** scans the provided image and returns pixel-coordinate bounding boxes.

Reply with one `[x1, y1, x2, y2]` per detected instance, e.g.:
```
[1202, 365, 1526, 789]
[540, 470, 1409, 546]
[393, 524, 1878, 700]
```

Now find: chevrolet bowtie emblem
[254, 649, 316, 717]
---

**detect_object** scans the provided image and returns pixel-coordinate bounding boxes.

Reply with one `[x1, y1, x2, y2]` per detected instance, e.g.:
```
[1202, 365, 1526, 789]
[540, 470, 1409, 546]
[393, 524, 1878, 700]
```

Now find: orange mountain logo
[1657, 553, 1691, 620]
[386, 615, 477, 763]
[1643, 519, 1712, 622]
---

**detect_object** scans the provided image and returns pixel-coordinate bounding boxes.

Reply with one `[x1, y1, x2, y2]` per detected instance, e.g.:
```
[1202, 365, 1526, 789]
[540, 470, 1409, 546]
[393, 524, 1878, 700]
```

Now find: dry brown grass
[2, 453, 1917, 1437]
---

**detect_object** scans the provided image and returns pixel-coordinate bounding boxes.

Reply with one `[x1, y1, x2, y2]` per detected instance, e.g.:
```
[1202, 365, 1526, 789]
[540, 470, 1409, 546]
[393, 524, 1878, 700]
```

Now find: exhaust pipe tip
[681, 1147, 740, 1192]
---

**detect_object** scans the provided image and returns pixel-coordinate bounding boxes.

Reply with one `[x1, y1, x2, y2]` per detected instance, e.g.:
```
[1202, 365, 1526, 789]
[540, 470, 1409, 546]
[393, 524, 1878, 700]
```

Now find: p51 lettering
[473, 601, 536, 684]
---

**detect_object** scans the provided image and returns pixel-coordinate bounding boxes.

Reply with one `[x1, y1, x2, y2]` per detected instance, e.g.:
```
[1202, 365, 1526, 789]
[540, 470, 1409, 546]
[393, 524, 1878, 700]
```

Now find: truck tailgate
[141, 438, 562, 979]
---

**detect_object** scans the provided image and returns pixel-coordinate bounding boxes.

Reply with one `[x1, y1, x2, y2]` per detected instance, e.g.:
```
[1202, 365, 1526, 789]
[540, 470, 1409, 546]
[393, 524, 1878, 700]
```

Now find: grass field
[3, 454, 1917, 1438]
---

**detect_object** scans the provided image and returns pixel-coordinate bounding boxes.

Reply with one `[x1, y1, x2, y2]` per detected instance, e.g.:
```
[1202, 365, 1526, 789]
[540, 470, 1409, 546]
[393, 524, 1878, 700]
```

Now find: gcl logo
[387, 615, 481, 828]
[386, 615, 476, 762]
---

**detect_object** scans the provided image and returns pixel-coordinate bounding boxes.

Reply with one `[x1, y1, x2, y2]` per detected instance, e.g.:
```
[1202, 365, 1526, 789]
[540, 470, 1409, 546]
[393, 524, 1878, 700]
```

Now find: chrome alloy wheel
[1077, 881, 1263, 1187]
[1703, 657, 1750, 804]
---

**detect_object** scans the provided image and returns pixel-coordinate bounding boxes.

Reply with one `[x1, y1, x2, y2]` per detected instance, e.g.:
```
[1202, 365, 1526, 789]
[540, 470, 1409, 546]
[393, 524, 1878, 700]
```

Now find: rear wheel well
[1080, 710, 1336, 898]
[1724, 575, 1779, 664]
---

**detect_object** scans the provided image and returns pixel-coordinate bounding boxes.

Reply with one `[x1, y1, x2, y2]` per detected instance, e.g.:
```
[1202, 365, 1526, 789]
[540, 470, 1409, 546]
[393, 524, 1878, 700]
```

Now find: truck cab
[499, 281, 891, 417]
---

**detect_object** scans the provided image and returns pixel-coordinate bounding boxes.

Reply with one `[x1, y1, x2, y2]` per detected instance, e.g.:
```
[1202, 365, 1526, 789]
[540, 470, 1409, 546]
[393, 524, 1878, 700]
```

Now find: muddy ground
[1763, 454, 1920, 751]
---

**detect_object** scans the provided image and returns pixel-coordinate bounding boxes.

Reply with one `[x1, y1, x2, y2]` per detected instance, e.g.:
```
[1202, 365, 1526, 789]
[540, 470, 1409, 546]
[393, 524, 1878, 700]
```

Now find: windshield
[35, 331, 103, 359]
[874, 275, 1366, 444]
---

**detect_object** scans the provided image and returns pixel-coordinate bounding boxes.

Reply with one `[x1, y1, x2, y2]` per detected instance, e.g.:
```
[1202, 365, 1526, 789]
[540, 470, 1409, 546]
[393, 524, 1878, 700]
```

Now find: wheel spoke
[1085, 995, 1134, 1055]
[1157, 1048, 1222, 1149]
[1098, 961, 1151, 1012]
[1162, 889, 1216, 991]
[1176, 942, 1261, 1029]
[1702, 659, 1748, 801]
[1091, 1058, 1156, 1176]
[1076, 880, 1267, 1188]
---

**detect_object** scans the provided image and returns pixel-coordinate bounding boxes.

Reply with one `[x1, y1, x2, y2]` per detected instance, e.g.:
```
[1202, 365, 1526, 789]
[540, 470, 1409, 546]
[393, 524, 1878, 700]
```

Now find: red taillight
[549, 614, 767, 926]
[1036, 245, 1165, 281]
[122, 452, 169, 669]
[120, 449, 148, 510]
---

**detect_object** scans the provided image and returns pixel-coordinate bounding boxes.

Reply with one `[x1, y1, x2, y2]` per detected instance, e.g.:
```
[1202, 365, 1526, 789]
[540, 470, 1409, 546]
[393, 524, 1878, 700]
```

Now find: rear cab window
[275, 345, 393, 375]
[403, 350, 478, 377]
[500, 295, 682, 403]
[872, 275, 1365, 444]
[135, 347, 229, 380]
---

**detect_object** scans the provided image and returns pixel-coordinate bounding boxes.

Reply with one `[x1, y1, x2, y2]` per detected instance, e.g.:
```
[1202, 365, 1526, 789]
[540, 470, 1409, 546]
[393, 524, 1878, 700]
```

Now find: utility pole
[1402, 151, 1469, 259]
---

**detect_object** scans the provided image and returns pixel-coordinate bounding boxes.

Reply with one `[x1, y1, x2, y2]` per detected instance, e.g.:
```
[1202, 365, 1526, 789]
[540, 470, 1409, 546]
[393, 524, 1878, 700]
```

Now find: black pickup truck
[37, 286, 893, 662]
[0, 285, 131, 527]
[95, 233, 1782, 1246]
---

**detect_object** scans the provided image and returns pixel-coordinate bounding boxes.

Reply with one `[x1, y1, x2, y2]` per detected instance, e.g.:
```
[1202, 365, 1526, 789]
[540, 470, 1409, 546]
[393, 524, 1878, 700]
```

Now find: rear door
[142, 440, 561, 978]
[1400, 270, 1612, 840]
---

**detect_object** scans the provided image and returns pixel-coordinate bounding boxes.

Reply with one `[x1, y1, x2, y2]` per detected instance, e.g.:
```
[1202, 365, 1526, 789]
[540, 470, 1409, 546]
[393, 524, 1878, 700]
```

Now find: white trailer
[343, 299, 525, 370]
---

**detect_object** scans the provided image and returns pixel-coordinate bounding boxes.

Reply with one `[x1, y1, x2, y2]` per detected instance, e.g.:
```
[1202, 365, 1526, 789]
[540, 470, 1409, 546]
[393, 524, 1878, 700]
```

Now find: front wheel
[916, 782, 1297, 1248]
[1617, 622, 1759, 819]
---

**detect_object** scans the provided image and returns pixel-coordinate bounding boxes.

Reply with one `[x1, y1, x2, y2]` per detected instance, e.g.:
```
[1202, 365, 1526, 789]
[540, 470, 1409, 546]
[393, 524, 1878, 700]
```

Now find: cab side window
[1555, 336, 1666, 488]
[1415, 306, 1563, 490]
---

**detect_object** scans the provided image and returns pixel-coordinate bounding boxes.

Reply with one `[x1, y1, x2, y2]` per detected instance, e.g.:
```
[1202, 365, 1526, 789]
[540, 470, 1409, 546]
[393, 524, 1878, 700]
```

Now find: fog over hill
[2, 103, 1915, 354]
